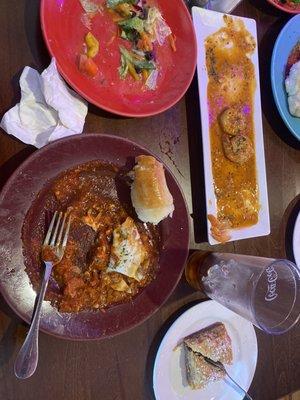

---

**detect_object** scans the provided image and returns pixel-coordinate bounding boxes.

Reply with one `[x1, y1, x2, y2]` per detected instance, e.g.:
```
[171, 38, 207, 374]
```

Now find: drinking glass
[184, 0, 210, 8]
[185, 252, 300, 334]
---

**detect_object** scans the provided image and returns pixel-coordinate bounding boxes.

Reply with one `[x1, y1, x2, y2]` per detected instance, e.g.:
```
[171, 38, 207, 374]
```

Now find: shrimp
[222, 133, 254, 164]
[219, 105, 247, 136]
[207, 214, 231, 243]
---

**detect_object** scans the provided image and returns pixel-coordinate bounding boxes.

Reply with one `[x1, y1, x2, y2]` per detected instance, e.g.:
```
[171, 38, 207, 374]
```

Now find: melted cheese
[107, 217, 147, 281]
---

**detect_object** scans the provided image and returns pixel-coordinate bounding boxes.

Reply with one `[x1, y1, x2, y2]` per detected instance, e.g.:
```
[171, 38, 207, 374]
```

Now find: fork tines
[44, 211, 71, 248]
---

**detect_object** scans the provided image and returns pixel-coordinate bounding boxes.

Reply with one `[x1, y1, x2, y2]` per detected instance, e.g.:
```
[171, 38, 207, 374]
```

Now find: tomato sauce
[205, 16, 259, 229]
[22, 161, 160, 313]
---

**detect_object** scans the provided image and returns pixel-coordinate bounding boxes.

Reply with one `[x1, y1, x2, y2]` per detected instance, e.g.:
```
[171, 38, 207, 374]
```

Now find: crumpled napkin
[0, 58, 88, 148]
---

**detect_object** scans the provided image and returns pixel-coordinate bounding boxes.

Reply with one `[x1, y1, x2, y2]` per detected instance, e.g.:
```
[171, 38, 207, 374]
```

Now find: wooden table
[0, 0, 299, 399]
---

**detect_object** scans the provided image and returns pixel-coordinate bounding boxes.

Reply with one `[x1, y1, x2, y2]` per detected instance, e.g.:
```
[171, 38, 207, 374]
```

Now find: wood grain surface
[279, 391, 300, 400]
[0, 0, 299, 399]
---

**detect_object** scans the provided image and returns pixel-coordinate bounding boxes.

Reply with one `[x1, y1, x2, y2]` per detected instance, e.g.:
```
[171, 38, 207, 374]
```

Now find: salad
[78, 0, 176, 90]
[275, 0, 300, 9]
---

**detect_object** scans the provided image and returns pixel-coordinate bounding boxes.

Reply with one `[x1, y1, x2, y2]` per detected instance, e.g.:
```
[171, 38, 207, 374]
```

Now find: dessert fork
[14, 211, 71, 379]
[203, 356, 253, 400]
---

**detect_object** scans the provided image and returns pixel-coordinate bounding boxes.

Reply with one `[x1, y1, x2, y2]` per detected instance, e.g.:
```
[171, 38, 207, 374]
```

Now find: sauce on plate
[22, 161, 160, 313]
[205, 16, 259, 229]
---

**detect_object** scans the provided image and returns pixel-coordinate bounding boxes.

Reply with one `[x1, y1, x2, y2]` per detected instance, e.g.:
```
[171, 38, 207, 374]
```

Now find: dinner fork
[203, 356, 253, 400]
[14, 212, 71, 379]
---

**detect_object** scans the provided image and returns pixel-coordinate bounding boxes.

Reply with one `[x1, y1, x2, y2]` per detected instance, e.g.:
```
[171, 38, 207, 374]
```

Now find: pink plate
[0, 134, 189, 340]
[40, 0, 197, 117]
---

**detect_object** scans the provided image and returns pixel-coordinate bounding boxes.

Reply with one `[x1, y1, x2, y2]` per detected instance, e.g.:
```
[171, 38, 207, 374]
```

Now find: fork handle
[14, 262, 53, 379]
[225, 373, 253, 400]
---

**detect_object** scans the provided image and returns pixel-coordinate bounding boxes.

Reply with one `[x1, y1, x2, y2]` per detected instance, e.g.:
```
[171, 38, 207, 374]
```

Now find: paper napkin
[0, 58, 88, 148]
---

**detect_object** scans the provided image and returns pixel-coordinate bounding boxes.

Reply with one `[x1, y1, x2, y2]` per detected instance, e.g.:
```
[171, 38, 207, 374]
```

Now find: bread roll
[131, 155, 174, 225]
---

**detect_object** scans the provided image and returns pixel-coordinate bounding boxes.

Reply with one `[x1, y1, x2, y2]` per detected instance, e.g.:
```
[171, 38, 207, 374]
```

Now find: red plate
[266, 0, 300, 14]
[0, 134, 189, 340]
[40, 0, 197, 117]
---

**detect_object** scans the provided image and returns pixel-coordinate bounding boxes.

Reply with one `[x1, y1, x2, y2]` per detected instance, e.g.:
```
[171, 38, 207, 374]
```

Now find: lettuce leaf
[118, 54, 129, 78]
[119, 46, 155, 70]
[118, 46, 156, 81]
[106, 0, 137, 9]
[133, 59, 156, 70]
[118, 16, 144, 34]
[145, 69, 158, 90]
[120, 28, 138, 42]
[144, 6, 171, 45]
[79, 0, 99, 14]
[119, 45, 136, 61]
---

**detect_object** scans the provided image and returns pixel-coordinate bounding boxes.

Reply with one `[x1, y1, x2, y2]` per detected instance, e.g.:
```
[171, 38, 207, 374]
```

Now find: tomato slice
[78, 54, 98, 78]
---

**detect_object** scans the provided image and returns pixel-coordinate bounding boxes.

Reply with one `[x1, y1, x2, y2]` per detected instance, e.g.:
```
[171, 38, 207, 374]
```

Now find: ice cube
[207, 263, 221, 277]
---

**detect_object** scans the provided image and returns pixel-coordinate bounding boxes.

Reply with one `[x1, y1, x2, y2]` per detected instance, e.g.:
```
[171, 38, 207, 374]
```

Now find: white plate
[192, 8, 270, 245]
[153, 300, 257, 400]
[293, 210, 300, 267]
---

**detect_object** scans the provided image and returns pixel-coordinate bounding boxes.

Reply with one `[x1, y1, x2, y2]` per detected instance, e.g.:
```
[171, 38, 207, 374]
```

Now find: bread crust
[184, 323, 233, 390]
[131, 155, 174, 224]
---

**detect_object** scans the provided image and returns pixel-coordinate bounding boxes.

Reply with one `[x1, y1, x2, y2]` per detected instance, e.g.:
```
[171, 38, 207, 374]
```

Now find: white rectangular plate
[192, 7, 270, 245]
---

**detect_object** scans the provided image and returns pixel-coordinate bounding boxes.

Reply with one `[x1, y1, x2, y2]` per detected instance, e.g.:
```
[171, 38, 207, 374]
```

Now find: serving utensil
[203, 356, 253, 400]
[14, 212, 71, 379]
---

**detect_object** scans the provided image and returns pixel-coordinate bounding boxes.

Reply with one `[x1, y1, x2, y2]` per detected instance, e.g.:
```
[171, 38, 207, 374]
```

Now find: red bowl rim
[266, 0, 300, 14]
[40, 0, 197, 118]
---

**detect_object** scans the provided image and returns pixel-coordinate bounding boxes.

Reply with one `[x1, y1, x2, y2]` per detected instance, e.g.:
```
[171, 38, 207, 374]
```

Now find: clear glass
[184, 0, 210, 8]
[184, 0, 243, 12]
[206, 0, 243, 13]
[185, 252, 300, 335]
[195, 0, 209, 6]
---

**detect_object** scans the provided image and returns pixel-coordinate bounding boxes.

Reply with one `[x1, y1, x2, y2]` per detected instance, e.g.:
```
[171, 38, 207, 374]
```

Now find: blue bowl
[271, 14, 300, 142]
